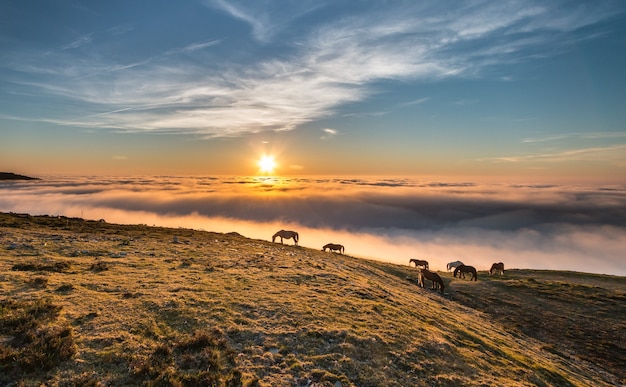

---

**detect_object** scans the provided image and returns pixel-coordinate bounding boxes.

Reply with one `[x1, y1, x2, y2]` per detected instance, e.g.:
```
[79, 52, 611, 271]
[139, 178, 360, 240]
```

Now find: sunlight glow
[258, 155, 276, 174]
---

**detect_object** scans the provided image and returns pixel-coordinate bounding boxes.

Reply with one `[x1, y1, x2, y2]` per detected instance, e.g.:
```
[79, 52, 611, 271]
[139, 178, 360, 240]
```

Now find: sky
[1, 0, 626, 180]
[1, 176, 625, 276]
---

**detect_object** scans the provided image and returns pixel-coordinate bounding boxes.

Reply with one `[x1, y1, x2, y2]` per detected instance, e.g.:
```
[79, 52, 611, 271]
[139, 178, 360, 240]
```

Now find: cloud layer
[1, 176, 625, 276]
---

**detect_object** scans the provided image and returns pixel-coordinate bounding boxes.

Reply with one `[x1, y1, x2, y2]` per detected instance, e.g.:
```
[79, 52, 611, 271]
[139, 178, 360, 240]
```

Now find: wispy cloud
[399, 98, 430, 108]
[320, 128, 338, 140]
[61, 34, 93, 50]
[205, 0, 322, 42]
[522, 132, 626, 143]
[483, 144, 626, 164]
[3, 1, 622, 137]
[182, 40, 222, 52]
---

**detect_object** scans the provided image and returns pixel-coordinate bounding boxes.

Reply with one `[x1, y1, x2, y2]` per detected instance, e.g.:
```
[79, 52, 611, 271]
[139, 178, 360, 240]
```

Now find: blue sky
[1, 0, 626, 179]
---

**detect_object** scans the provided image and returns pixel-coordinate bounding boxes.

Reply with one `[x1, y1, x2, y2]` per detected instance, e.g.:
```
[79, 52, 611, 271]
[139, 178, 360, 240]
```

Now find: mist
[1, 176, 625, 276]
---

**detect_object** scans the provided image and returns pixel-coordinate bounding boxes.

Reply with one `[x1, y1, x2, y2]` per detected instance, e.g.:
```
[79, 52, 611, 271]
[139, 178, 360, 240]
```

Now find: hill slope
[0, 212, 624, 386]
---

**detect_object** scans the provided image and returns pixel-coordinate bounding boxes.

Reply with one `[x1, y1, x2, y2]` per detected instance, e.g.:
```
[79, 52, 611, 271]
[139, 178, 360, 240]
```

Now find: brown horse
[418, 268, 445, 293]
[454, 264, 477, 281]
[272, 230, 299, 245]
[322, 243, 344, 253]
[409, 259, 429, 269]
[489, 262, 504, 276]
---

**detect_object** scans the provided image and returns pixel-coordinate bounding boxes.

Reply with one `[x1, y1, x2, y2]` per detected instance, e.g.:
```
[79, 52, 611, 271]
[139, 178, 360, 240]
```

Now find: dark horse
[454, 264, 477, 281]
[489, 262, 505, 276]
[272, 230, 299, 245]
[322, 243, 344, 253]
[409, 259, 429, 269]
[418, 268, 445, 293]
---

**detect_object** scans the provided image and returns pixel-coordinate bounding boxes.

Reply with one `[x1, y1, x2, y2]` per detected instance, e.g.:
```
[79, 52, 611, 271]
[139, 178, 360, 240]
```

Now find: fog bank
[1, 176, 625, 276]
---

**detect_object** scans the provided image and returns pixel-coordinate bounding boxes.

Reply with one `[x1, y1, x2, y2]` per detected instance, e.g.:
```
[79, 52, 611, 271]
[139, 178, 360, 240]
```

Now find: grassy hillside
[1, 212, 624, 386]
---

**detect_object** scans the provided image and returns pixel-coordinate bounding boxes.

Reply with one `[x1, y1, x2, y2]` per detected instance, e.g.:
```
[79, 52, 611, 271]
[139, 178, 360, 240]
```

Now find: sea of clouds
[1, 176, 625, 276]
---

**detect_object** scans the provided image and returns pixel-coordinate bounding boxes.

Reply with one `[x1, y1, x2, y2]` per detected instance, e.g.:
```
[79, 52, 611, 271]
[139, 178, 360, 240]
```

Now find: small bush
[56, 284, 75, 293]
[0, 298, 75, 383]
[27, 276, 49, 288]
[12, 260, 71, 273]
[128, 329, 243, 386]
[90, 261, 109, 272]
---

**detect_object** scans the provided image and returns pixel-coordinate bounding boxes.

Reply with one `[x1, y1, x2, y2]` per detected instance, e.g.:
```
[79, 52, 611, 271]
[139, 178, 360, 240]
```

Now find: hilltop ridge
[0, 212, 624, 386]
[0, 172, 39, 180]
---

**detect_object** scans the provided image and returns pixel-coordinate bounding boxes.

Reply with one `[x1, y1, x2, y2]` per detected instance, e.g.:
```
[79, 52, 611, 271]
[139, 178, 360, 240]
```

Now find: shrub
[12, 260, 71, 273]
[27, 276, 49, 288]
[0, 298, 75, 383]
[90, 261, 109, 272]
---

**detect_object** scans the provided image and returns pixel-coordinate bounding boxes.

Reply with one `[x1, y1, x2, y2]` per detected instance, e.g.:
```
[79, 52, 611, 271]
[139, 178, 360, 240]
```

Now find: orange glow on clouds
[1, 175, 625, 276]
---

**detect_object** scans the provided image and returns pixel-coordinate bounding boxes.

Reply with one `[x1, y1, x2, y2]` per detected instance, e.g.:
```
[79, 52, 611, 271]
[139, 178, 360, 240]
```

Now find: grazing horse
[446, 260, 464, 272]
[322, 243, 344, 253]
[409, 259, 429, 269]
[417, 268, 445, 294]
[272, 230, 299, 245]
[454, 264, 478, 281]
[490, 262, 505, 276]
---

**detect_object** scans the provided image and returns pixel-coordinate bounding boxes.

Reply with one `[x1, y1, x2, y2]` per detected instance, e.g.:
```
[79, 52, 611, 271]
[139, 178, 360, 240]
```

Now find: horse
[322, 243, 344, 253]
[489, 262, 504, 276]
[446, 260, 464, 271]
[409, 259, 429, 269]
[272, 230, 299, 245]
[454, 264, 477, 281]
[417, 268, 445, 294]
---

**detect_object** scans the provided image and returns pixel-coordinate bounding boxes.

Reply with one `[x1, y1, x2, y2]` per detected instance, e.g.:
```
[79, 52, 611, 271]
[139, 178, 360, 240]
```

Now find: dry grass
[0, 212, 624, 386]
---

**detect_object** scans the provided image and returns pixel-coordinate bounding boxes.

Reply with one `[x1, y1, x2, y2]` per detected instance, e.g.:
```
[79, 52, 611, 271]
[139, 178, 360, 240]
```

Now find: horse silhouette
[446, 260, 464, 271]
[272, 230, 299, 245]
[409, 259, 429, 269]
[490, 262, 504, 276]
[322, 243, 344, 253]
[454, 264, 477, 281]
[418, 268, 445, 293]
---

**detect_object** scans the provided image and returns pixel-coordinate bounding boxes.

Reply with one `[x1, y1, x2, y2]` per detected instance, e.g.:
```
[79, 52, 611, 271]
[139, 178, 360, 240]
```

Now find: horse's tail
[341, 245, 345, 253]
[433, 273, 444, 293]
[294, 232, 299, 243]
[473, 269, 478, 281]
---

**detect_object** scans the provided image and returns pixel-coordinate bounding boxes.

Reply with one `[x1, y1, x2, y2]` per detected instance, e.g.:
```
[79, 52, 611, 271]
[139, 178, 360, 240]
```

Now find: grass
[0, 298, 76, 376]
[0, 211, 624, 386]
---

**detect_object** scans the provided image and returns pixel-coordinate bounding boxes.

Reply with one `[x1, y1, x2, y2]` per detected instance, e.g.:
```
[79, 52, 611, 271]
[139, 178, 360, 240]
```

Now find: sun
[258, 155, 277, 174]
